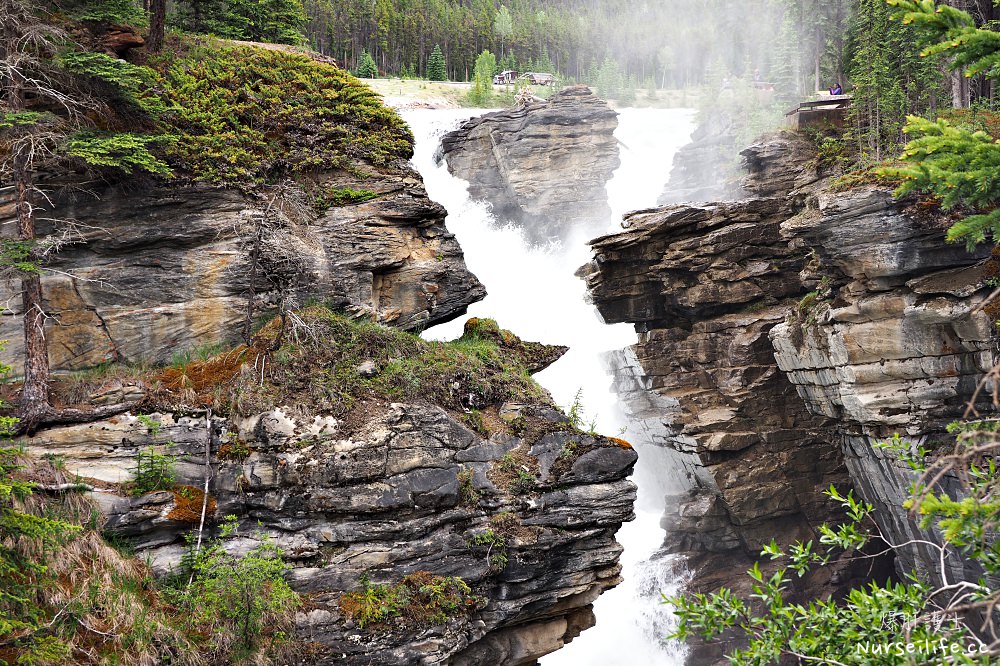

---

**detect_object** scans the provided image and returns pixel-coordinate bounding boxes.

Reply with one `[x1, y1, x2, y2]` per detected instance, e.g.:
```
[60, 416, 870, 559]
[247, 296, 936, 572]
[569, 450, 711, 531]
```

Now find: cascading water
[404, 105, 696, 665]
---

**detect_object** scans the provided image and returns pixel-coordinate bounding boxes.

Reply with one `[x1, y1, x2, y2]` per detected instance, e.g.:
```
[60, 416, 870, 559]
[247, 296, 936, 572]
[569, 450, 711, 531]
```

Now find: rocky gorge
[6, 45, 998, 663]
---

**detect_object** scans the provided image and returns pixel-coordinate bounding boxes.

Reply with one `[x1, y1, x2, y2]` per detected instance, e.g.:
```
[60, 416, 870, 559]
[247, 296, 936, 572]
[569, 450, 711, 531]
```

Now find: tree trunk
[951, 68, 970, 108]
[149, 0, 166, 53]
[14, 150, 52, 432]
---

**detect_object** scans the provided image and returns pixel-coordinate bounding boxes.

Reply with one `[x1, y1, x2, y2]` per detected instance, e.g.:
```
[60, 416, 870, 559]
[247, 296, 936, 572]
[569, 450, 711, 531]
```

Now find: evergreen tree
[173, 0, 233, 35]
[356, 49, 378, 78]
[882, 0, 1000, 247]
[195, 0, 306, 44]
[846, 0, 944, 160]
[427, 44, 447, 81]
[1, 0, 169, 430]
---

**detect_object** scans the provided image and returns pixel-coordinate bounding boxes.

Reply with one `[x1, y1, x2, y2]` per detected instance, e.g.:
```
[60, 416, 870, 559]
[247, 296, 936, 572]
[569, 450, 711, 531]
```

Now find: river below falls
[403, 106, 696, 665]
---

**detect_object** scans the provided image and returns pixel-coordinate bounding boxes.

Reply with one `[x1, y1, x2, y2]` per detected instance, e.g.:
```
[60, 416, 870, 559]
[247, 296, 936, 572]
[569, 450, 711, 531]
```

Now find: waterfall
[404, 106, 696, 665]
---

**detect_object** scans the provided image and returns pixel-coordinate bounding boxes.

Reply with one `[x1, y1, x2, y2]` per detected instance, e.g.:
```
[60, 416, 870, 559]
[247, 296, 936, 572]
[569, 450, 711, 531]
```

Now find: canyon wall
[27, 380, 637, 664]
[583, 130, 994, 654]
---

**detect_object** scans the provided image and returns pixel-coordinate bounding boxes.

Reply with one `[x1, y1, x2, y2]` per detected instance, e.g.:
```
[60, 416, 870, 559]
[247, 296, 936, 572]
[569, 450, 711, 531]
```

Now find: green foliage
[881, 116, 1000, 249]
[0, 239, 39, 276]
[176, 0, 307, 44]
[0, 449, 81, 639]
[564, 388, 598, 435]
[427, 44, 447, 81]
[135, 413, 164, 435]
[846, 0, 944, 161]
[58, 50, 168, 114]
[70, 0, 144, 24]
[467, 50, 496, 106]
[0, 111, 43, 129]
[172, 0, 234, 35]
[65, 132, 173, 175]
[590, 56, 629, 100]
[149, 43, 413, 183]
[879, 1, 1000, 249]
[888, 0, 1000, 79]
[170, 516, 300, 653]
[313, 186, 378, 211]
[339, 571, 477, 630]
[469, 529, 509, 572]
[356, 49, 378, 78]
[667, 421, 1000, 665]
[493, 5, 513, 57]
[232, 308, 546, 419]
[0, 345, 80, 658]
[130, 447, 176, 495]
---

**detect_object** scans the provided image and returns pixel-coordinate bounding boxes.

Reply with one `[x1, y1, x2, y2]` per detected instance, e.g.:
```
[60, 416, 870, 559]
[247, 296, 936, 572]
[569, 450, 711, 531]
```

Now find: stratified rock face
[25, 401, 637, 665]
[583, 129, 993, 649]
[0, 164, 485, 373]
[439, 86, 620, 244]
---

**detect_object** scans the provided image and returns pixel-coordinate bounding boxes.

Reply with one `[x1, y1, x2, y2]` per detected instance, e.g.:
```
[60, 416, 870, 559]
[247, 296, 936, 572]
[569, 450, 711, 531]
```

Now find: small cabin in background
[521, 72, 555, 86]
[786, 94, 853, 130]
[493, 70, 518, 85]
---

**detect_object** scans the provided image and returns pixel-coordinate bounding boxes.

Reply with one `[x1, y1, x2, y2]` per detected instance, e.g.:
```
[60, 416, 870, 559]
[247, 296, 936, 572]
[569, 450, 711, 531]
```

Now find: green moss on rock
[227, 307, 551, 420]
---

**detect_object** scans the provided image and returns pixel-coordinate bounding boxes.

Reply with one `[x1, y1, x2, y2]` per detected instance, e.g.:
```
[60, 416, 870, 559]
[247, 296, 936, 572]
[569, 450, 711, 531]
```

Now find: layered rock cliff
[438, 86, 619, 244]
[0, 163, 484, 374]
[582, 130, 994, 651]
[24, 313, 638, 665]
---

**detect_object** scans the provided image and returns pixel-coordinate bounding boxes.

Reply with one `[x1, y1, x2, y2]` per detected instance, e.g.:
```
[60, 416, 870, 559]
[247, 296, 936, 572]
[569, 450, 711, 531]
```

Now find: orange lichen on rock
[166, 485, 217, 523]
[607, 436, 633, 449]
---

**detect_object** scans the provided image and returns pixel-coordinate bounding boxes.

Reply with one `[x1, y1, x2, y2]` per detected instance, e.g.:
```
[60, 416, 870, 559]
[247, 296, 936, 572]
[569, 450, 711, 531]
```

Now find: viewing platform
[786, 94, 853, 129]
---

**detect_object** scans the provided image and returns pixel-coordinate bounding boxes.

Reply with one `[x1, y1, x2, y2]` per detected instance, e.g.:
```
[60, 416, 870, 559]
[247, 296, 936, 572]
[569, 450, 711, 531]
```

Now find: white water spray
[404, 105, 696, 665]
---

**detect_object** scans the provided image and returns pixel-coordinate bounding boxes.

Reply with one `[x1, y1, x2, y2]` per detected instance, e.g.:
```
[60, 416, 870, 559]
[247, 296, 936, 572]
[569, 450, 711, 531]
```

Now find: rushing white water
[404, 105, 696, 665]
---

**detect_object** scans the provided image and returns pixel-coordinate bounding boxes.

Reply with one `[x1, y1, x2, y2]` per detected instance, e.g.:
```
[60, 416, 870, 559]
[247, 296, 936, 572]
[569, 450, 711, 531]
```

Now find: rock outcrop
[0, 164, 485, 374]
[438, 86, 620, 244]
[582, 130, 994, 655]
[25, 394, 637, 664]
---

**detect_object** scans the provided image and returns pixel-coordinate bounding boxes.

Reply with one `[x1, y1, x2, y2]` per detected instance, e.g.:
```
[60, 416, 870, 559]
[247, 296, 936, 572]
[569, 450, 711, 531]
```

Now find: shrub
[146, 42, 414, 184]
[171, 516, 300, 656]
[228, 307, 546, 419]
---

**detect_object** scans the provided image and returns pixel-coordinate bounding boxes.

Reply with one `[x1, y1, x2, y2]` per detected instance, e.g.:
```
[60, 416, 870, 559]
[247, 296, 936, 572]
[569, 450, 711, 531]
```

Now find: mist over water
[405, 106, 695, 665]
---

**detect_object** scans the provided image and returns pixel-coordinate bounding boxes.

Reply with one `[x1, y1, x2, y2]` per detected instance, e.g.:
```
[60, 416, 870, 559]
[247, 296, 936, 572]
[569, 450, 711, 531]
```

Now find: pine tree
[1, 0, 167, 431]
[882, 0, 1000, 248]
[427, 44, 447, 81]
[220, 0, 307, 44]
[173, 0, 234, 35]
[356, 49, 378, 78]
[846, 0, 944, 160]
